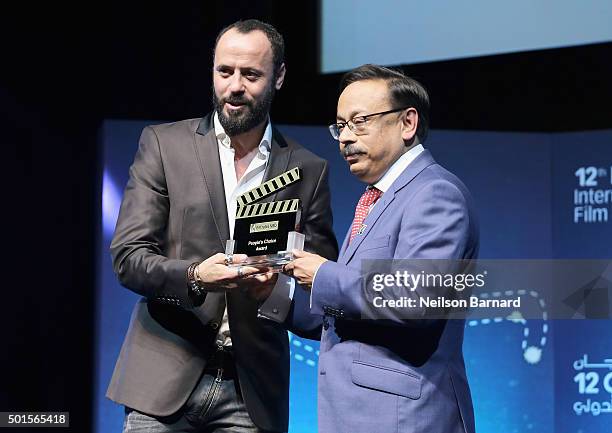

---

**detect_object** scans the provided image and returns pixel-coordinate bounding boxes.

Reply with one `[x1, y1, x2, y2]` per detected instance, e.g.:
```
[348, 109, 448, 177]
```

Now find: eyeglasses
[328, 107, 410, 140]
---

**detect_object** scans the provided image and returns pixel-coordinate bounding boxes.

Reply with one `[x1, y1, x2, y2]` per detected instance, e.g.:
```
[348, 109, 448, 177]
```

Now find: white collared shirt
[213, 113, 294, 347]
[373, 143, 424, 195]
[215, 113, 271, 239]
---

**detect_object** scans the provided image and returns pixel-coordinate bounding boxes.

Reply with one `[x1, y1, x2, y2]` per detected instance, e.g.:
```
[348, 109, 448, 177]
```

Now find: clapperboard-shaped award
[226, 167, 305, 271]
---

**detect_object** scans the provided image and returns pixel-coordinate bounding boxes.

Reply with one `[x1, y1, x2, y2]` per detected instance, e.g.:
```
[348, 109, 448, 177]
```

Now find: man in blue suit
[285, 64, 479, 433]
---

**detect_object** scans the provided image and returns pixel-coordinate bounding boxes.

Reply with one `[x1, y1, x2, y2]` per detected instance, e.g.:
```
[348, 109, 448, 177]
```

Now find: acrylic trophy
[226, 167, 305, 272]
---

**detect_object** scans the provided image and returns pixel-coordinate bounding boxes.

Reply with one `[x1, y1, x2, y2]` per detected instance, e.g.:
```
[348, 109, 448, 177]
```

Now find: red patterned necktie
[349, 186, 382, 243]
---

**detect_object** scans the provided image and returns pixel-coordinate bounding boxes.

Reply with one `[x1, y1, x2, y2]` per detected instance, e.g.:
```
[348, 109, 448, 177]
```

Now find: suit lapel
[340, 189, 397, 264]
[338, 229, 351, 257]
[261, 127, 292, 201]
[340, 150, 436, 264]
[194, 115, 230, 245]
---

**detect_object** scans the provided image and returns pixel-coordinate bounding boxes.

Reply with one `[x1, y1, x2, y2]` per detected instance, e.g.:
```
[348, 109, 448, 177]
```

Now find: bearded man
[107, 19, 337, 433]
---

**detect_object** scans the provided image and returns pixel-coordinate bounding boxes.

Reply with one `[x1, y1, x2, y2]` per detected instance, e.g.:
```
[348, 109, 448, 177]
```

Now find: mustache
[342, 144, 367, 158]
[223, 95, 251, 106]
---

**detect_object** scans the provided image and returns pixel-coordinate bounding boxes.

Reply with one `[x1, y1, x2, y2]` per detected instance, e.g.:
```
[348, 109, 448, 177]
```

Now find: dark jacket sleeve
[110, 126, 199, 309]
[285, 159, 338, 339]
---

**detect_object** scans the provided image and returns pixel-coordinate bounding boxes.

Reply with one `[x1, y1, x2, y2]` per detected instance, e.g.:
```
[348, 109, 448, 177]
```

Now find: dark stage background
[2, 1, 611, 432]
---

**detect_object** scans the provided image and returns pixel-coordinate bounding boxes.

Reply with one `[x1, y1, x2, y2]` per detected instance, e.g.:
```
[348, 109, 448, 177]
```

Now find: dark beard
[213, 84, 275, 136]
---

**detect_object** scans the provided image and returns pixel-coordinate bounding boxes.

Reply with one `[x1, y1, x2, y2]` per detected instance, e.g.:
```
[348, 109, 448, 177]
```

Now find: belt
[204, 346, 237, 379]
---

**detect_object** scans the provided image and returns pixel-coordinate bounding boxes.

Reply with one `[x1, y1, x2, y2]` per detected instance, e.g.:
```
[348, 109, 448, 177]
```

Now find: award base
[226, 231, 305, 274]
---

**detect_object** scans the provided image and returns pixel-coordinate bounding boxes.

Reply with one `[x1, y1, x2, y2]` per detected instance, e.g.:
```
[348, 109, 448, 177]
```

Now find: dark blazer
[106, 114, 338, 432]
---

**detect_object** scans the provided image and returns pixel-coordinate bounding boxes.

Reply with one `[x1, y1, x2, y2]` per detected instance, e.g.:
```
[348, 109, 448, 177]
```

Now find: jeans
[122, 365, 275, 433]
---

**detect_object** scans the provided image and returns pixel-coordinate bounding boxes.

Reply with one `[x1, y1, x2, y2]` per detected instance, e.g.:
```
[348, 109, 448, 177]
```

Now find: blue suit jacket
[310, 150, 479, 433]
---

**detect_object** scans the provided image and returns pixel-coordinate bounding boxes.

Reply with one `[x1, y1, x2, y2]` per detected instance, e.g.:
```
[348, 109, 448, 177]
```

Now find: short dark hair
[340, 64, 430, 143]
[215, 19, 285, 77]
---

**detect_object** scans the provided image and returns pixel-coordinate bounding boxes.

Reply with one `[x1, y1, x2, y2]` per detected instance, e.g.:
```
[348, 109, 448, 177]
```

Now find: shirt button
[272, 308, 279, 314]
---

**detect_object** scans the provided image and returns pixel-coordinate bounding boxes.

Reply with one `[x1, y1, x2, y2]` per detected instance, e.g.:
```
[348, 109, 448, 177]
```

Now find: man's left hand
[239, 271, 279, 302]
[283, 250, 328, 290]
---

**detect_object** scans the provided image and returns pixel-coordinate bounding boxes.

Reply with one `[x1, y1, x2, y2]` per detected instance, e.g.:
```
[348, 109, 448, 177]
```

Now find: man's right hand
[195, 253, 261, 291]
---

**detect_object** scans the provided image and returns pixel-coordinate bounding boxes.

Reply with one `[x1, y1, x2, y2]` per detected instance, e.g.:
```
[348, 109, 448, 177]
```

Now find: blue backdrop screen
[97, 122, 612, 433]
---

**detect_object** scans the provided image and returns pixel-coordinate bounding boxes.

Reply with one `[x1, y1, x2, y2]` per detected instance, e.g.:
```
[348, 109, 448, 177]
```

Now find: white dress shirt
[213, 113, 294, 347]
[372, 143, 424, 195]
